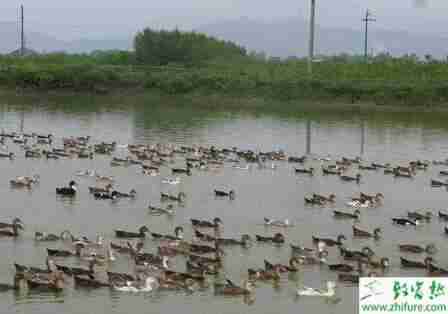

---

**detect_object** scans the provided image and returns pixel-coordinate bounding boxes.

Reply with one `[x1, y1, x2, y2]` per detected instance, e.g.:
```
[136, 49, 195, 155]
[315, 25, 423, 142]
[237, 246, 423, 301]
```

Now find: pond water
[0, 92, 448, 314]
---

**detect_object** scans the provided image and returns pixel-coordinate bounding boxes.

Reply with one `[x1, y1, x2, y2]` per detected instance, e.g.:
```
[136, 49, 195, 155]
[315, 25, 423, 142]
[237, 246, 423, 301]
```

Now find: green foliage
[134, 28, 246, 65]
[2, 46, 448, 105]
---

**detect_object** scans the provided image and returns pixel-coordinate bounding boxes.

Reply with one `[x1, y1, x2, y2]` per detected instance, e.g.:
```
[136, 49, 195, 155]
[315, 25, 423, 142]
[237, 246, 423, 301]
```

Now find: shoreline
[1, 86, 448, 113]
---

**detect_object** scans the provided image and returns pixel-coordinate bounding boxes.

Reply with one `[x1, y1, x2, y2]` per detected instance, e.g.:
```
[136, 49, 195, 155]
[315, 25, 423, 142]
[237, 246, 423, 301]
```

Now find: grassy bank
[1, 54, 448, 106]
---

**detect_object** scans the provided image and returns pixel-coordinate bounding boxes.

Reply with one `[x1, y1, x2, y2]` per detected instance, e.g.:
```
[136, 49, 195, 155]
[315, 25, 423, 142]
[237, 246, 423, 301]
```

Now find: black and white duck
[56, 180, 77, 196]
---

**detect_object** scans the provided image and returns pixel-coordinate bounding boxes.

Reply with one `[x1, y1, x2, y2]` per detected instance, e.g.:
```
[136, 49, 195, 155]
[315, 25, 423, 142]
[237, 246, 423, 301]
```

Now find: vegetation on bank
[1, 28, 448, 106]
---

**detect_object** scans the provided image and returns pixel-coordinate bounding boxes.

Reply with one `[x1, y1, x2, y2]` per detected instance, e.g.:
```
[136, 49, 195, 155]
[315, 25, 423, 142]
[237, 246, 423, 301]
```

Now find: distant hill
[0, 22, 132, 54]
[1, 17, 448, 58]
[197, 17, 448, 59]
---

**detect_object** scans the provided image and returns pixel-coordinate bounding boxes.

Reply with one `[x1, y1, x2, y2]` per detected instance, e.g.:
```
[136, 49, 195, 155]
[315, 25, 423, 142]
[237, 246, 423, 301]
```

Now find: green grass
[1, 53, 448, 107]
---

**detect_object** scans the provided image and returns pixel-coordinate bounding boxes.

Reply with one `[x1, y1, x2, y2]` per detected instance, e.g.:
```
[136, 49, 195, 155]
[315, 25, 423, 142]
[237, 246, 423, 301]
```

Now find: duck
[340, 246, 375, 261]
[162, 177, 180, 185]
[26, 270, 65, 292]
[191, 217, 222, 229]
[340, 173, 361, 183]
[313, 193, 336, 203]
[439, 211, 448, 221]
[392, 217, 419, 226]
[171, 166, 192, 176]
[263, 218, 293, 227]
[400, 256, 433, 269]
[294, 167, 314, 175]
[56, 180, 77, 196]
[35, 231, 69, 242]
[346, 199, 371, 208]
[304, 196, 325, 206]
[214, 189, 235, 199]
[47, 242, 85, 257]
[10, 174, 40, 187]
[214, 280, 253, 296]
[322, 166, 342, 175]
[359, 192, 384, 204]
[186, 260, 218, 275]
[74, 275, 110, 288]
[112, 276, 158, 292]
[368, 257, 390, 269]
[161, 192, 186, 202]
[288, 156, 306, 163]
[75, 170, 96, 177]
[353, 225, 381, 240]
[148, 204, 175, 216]
[358, 164, 378, 171]
[115, 226, 149, 238]
[427, 262, 448, 275]
[297, 281, 336, 297]
[0, 218, 24, 237]
[56, 259, 97, 278]
[296, 250, 328, 265]
[408, 211, 432, 222]
[151, 226, 184, 241]
[114, 189, 137, 198]
[232, 164, 250, 170]
[0, 152, 14, 159]
[255, 232, 285, 244]
[333, 209, 361, 220]
[216, 234, 252, 247]
[95, 175, 114, 183]
[399, 243, 437, 254]
[312, 234, 346, 247]
[264, 257, 300, 273]
[0, 217, 24, 229]
[328, 263, 355, 272]
[194, 229, 216, 242]
[290, 244, 315, 256]
[88, 183, 113, 194]
[93, 191, 118, 200]
[338, 271, 377, 285]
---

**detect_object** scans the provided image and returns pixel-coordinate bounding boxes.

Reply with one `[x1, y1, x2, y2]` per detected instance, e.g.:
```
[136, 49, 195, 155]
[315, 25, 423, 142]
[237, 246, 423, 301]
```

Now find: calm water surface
[0, 94, 448, 314]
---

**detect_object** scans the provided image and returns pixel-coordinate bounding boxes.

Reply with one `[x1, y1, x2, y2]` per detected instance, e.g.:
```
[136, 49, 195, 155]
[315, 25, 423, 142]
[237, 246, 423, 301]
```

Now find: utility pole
[20, 5, 25, 56]
[363, 9, 375, 62]
[306, 120, 311, 155]
[308, 0, 316, 75]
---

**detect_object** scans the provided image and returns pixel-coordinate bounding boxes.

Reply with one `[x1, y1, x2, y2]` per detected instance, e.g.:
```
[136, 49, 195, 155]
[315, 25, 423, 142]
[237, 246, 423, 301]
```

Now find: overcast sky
[1, 0, 447, 39]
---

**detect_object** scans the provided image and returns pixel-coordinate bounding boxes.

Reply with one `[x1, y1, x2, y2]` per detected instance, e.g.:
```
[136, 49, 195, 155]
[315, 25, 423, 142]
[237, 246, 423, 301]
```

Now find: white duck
[264, 218, 293, 227]
[297, 281, 336, 297]
[232, 164, 250, 170]
[162, 177, 180, 185]
[113, 277, 158, 292]
[346, 200, 371, 208]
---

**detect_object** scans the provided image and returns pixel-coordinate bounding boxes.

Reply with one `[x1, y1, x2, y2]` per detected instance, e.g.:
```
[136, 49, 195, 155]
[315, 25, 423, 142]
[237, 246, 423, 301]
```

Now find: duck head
[241, 234, 252, 247]
[373, 228, 382, 239]
[426, 243, 437, 255]
[362, 246, 375, 257]
[213, 217, 223, 226]
[69, 180, 77, 191]
[354, 209, 361, 218]
[139, 226, 150, 234]
[381, 257, 390, 268]
[174, 226, 184, 239]
[129, 189, 137, 197]
[12, 218, 24, 230]
[273, 233, 285, 243]
[337, 234, 346, 243]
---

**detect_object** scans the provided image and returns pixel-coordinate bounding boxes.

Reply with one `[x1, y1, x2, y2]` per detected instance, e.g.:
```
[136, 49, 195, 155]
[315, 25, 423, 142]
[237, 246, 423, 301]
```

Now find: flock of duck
[1, 130, 448, 302]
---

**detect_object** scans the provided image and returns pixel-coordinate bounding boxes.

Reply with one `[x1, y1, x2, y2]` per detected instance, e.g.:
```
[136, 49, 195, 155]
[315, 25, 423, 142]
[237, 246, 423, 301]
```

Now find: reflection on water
[1, 92, 448, 314]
